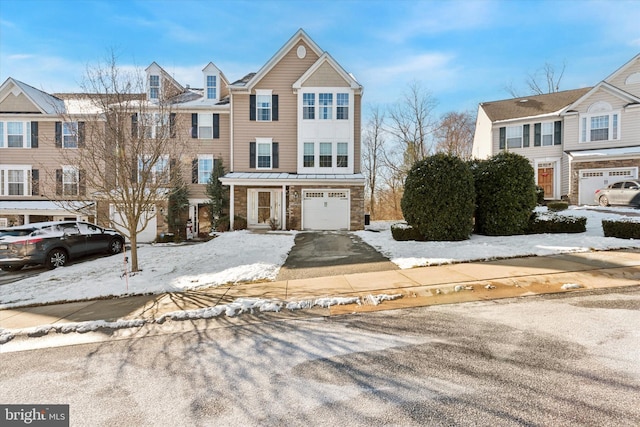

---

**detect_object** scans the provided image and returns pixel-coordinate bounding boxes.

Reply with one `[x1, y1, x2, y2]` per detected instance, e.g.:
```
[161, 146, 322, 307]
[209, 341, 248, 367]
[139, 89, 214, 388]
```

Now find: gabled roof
[293, 52, 362, 93]
[230, 28, 325, 91]
[0, 77, 65, 114]
[563, 80, 640, 113]
[145, 61, 185, 93]
[480, 88, 591, 122]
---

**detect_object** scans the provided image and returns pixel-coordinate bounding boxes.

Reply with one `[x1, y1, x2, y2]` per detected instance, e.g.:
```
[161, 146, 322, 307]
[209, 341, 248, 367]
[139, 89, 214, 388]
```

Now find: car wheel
[1, 265, 23, 272]
[599, 196, 609, 207]
[108, 238, 124, 255]
[46, 248, 68, 269]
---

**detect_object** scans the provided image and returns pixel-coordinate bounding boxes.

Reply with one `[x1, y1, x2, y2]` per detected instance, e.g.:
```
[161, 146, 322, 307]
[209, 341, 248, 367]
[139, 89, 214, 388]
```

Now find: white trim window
[579, 102, 620, 143]
[197, 113, 213, 139]
[206, 75, 217, 100]
[139, 155, 169, 185]
[319, 93, 333, 120]
[256, 90, 272, 121]
[1, 121, 31, 148]
[0, 165, 31, 196]
[303, 93, 315, 119]
[336, 93, 349, 120]
[257, 138, 272, 169]
[149, 75, 160, 100]
[303, 143, 314, 167]
[63, 122, 78, 148]
[542, 122, 554, 146]
[319, 142, 332, 167]
[337, 142, 348, 167]
[62, 166, 79, 196]
[198, 155, 213, 184]
[506, 126, 523, 149]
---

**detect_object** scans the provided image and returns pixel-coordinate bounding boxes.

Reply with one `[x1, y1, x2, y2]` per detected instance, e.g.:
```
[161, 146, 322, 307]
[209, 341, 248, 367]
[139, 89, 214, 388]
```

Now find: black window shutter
[249, 142, 256, 168]
[192, 158, 198, 184]
[272, 95, 279, 121]
[499, 127, 505, 149]
[79, 170, 86, 196]
[250, 95, 256, 121]
[213, 114, 220, 139]
[78, 121, 85, 148]
[272, 142, 279, 168]
[131, 114, 138, 138]
[56, 169, 62, 195]
[523, 124, 530, 148]
[170, 113, 176, 138]
[554, 121, 562, 145]
[213, 158, 220, 174]
[131, 158, 138, 183]
[534, 123, 541, 147]
[55, 122, 62, 148]
[31, 169, 39, 195]
[31, 122, 38, 148]
[191, 113, 198, 138]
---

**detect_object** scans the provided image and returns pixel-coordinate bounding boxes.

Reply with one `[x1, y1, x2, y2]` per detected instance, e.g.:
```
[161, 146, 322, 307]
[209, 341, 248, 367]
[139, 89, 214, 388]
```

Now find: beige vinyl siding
[232, 41, 320, 173]
[302, 62, 350, 87]
[353, 93, 362, 173]
[0, 93, 42, 113]
[605, 57, 640, 90]
[565, 89, 640, 151]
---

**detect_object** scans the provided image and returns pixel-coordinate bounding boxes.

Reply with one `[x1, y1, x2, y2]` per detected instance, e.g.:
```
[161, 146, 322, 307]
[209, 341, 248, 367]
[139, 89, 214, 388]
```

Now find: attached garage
[110, 204, 158, 243]
[302, 189, 350, 230]
[578, 167, 638, 205]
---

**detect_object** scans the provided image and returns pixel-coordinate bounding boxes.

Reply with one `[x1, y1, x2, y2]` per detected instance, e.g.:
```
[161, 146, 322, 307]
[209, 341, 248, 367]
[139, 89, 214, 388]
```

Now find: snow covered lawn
[356, 206, 640, 269]
[1, 206, 639, 310]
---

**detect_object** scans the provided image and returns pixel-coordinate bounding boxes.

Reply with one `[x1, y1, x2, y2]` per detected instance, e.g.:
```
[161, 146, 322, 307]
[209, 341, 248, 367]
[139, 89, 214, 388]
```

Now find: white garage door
[110, 205, 158, 243]
[579, 167, 638, 205]
[302, 190, 349, 230]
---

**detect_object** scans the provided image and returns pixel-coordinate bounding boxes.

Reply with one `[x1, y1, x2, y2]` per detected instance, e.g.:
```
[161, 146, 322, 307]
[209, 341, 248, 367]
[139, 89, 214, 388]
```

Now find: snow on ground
[356, 206, 640, 269]
[1, 206, 639, 310]
[0, 230, 296, 309]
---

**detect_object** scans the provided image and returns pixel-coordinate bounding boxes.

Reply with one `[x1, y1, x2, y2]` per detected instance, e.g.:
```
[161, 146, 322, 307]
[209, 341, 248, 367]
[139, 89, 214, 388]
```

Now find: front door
[537, 166, 554, 200]
[248, 189, 281, 228]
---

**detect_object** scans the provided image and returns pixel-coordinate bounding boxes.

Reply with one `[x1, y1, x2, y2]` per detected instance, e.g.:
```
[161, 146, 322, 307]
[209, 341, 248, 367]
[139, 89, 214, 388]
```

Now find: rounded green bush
[474, 151, 537, 235]
[401, 153, 475, 241]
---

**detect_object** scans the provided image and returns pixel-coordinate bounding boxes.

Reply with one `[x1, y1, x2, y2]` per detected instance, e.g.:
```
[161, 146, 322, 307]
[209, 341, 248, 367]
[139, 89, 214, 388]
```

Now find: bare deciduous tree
[53, 53, 190, 272]
[506, 61, 567, 97]
[362, 106, 385, 219]
[434, 110, 476, 160]
[387, 81, 438, 174]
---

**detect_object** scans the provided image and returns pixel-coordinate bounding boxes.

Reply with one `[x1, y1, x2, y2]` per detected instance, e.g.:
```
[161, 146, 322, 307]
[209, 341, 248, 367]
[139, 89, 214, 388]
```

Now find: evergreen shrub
[526, 212, 586, 234]
[547, 201, 569, 211]
[602, 220, 640, 239]
[390, 222, 425, 241]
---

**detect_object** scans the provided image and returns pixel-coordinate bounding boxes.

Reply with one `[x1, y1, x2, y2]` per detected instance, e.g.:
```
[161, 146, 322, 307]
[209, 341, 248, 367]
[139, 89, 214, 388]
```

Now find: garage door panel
[303, 190, 349, 230]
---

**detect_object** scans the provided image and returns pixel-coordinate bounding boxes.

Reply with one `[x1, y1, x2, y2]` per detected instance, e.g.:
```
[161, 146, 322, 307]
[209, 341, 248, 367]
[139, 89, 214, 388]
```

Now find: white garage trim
[302, 189, 350, 231]
[578, 166, 638, 205]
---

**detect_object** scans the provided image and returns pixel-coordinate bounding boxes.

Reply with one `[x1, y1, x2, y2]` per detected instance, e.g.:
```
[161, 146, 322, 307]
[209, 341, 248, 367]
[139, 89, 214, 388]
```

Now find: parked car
[594, 179, 640, 207]
[0, 221, 125, 271]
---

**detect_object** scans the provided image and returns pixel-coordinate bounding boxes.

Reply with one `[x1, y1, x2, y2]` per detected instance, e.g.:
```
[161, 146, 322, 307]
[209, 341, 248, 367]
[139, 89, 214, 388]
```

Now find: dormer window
[206, 75, 217, 100]
[149, 75, 160, 100]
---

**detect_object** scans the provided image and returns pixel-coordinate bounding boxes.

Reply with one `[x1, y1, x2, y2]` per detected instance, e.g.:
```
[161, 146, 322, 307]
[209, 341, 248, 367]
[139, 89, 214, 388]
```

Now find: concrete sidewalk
[1, 249, 640, 332]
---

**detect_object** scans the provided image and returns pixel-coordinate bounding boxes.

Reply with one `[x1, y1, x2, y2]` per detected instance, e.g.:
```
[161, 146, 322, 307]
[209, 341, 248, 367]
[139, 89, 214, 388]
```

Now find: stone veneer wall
[569, 158, 640, 205]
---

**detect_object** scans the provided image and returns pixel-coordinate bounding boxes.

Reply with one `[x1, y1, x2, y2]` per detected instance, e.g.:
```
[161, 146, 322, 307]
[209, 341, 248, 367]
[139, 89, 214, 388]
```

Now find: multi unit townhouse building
[472, 54, 640, 205]
[0, 29, 365, 241]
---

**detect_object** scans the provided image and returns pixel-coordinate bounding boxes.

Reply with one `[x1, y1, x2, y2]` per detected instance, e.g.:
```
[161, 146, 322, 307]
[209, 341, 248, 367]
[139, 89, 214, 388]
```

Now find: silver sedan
[594, 179, 640, 207]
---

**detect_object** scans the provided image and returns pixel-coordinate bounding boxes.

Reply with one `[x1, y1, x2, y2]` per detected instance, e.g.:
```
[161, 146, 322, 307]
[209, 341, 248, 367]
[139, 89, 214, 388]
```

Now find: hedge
[526, 213, 586, 234]
[602, 219, 640, 239]
[391, 222, 425, 241]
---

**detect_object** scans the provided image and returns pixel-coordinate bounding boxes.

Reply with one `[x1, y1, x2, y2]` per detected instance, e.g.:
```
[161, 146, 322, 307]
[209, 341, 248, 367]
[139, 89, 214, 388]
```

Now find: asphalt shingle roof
[480, 87, 592, 121]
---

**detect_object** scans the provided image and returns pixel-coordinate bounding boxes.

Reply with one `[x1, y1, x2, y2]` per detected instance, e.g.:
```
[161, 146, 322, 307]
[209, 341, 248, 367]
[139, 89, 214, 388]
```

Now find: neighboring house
[0, 29, 365, 239]
[472, 54, 640, 205]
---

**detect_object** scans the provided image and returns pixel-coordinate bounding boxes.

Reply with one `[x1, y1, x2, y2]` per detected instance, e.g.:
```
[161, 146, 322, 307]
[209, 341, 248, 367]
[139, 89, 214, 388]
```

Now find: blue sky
[1, 0, 639, 119]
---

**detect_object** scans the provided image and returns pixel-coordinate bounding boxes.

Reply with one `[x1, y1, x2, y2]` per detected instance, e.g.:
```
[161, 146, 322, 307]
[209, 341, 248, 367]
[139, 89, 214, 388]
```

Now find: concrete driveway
[276, 231, 397, 280]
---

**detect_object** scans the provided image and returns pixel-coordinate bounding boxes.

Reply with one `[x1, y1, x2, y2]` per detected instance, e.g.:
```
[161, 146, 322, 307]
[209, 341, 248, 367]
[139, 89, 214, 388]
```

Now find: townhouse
[472, 54, 640, 205]
[0, 29, 365, 241]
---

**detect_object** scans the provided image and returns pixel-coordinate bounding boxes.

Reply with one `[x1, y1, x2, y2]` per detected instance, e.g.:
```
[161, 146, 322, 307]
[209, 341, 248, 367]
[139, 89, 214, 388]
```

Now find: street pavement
[1, 248, 639, 337]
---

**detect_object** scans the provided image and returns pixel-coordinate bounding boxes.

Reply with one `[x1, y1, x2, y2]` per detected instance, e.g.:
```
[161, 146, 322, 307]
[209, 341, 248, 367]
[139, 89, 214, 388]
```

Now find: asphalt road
[1, 286, 639, 426]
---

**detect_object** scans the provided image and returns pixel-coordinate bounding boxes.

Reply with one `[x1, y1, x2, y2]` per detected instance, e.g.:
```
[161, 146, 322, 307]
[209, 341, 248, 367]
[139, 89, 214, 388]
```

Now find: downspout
[229, 184, 235, 230]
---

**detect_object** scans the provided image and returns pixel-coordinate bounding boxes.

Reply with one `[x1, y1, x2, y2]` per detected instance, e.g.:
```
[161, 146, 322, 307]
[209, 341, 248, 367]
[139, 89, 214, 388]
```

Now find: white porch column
[229, 184, 235, 230]
[24, 215, 30, 225]
[281, 184, 287, 230]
